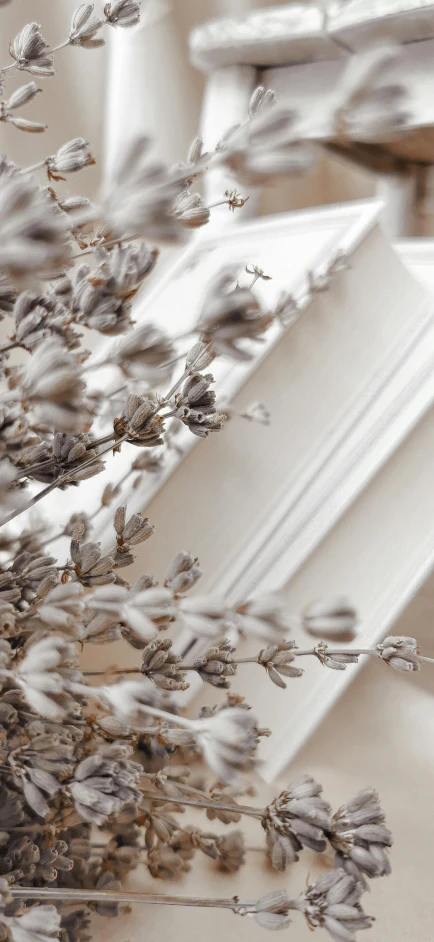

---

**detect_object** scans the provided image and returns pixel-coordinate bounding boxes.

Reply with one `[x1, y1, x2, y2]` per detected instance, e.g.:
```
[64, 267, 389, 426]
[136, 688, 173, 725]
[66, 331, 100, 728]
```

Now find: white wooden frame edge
[92, 200, 434, 775]
[209, 303, 434, 600]
[96, 199, 385, 540]
[263, 524, 434, 781]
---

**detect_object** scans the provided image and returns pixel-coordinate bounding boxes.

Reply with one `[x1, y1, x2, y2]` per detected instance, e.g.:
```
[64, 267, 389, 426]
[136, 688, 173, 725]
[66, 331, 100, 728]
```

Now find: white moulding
[260, 406, 434, 780]
[47, 199, 386, 537]
[41, 203, 434, 769]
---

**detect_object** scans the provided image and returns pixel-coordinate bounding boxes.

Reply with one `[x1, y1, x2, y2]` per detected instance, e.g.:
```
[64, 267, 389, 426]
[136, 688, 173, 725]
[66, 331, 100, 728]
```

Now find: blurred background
[2, 0, 375, 212]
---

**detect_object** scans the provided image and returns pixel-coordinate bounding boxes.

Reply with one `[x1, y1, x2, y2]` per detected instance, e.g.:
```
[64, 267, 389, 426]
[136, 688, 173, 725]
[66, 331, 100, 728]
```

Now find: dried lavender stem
[0, 342, 22, 354]
[294, 648, 376, 657]
[80, 685, 194, 730]
[48, 40, 71, 54]
[72, 234, 138, 260]
[1, 436, 127, 527]
[160, 342, 213, 404]
[21, 161, 47, 175]
[208, 199, 231, 209]
[82, 649, 383, 679]
[7, 886, 257, 912]
[84, 668, 140, 675]
[14, 432, 119, 483]
[139, 790, 263, 818]
[83, 656, 261, 677]
[7, 344, 208, 511]
[161, 368, 193, 404]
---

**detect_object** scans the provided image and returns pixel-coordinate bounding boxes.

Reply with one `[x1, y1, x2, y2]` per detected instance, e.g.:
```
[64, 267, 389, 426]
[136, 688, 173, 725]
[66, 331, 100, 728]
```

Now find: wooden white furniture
[190, 1, 434, 237]
[69, 199, 434, 766]
[82, 213, 434, 942]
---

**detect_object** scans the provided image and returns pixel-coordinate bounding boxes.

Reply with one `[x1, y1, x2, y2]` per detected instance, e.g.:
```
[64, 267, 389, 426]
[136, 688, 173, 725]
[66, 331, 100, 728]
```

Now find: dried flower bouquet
[0, 4, 430, 942]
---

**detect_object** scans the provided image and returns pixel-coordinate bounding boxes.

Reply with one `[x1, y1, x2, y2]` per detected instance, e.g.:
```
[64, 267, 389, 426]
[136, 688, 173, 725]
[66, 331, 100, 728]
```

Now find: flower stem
[48, 40, 71, 54]
[160, 342, 213, 404]
[0, 63, 17, 75]
[7, 886, 253, 911]
[140, 790, 263, 818]
[84, 667, 141, 676]
[71, 233, 139, 260]
[294, 648, 376, 657]
[21, 161, 47, 175]
[0, 341, 23, 354]
[0, 436, 127, 528]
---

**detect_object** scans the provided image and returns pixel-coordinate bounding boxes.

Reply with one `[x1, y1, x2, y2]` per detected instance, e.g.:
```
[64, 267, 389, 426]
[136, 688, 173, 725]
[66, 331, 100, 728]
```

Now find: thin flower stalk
[139, 791, 263, 818]
[0, 436, 128, 526]
[6, 885, 282, 914]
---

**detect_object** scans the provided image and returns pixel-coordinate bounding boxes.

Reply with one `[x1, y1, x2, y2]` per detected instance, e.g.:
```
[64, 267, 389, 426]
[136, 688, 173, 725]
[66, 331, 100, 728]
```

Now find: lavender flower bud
[376, 635, 419, 672]
[302, 596, 358, 640]
[104, 0, 141, 27]
[172, 191, 210, 229]
[188, 136, 204, 164]
[296, 869, 372, 940]
[70, 745, 141, 825]
[178, 595, 228, 638]
[47, 138, 95, 177]
[114, 394, 165, 447]
[165, 551, 203, 594]
[21, 339, 89, 434]
[234, 593, 291, 642]
[263, 775, 332, 871]
[192, 707, 258, 785]
[110, 321, 174, 382]
[248, 86, 276, 118]
[69, 4, 105, 47]
[253, 890, 292, 930]
[258, 641, 303, 688]
[140, 637, 187, 691]
[5, 81, 41, 110]
[10, 22, 54, 75]
[185, 342, 215, 372]
[194, 638, 237, 688]
[331, 788, 393, 881]
[0, 175, 71, 280]
[315, 642, 359, 671]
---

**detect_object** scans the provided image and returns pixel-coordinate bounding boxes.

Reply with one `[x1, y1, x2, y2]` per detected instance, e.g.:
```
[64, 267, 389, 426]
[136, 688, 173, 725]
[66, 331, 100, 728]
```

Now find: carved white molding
[190, 1, 434, 72]
[43, 200, 384, 543]
[42, 205, 434, 771]
[170, 229, 434, 742]
[263, 495, 434, 779]
[251, 234, 434, 777]
[66, 201, 432, 564]
[189, 4, 346, 71]
[329, 0, 434, 49]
